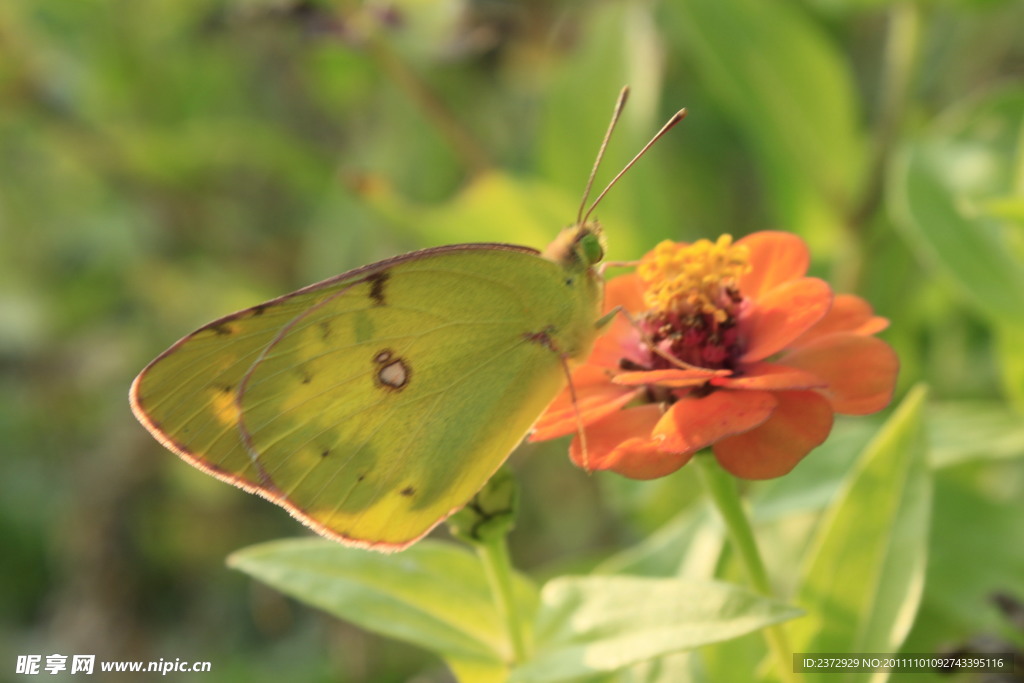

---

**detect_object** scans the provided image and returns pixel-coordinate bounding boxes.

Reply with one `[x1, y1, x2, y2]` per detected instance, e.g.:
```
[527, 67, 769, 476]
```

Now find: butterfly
[130, 88, 685, 551]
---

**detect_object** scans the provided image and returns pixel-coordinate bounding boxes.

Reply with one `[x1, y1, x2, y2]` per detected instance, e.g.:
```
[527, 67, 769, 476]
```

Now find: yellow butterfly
[130, 89, 684, 551]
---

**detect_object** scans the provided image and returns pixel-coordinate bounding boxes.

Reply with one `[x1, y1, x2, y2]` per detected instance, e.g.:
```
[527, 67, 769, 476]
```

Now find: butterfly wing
[131, 243, 602, 550]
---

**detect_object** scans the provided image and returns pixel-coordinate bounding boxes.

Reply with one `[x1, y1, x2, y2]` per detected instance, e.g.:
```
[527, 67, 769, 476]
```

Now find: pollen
[639, 235, 750, 322]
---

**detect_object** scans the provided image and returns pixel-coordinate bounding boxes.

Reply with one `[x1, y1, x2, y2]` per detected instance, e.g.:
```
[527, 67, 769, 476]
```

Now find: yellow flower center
[638, 235, 750, 323]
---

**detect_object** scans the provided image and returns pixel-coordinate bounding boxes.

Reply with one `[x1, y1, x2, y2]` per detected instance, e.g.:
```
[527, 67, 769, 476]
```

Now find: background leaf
[789, 386, 931, 680]
[903, 458, 1024, 659]
[228, 538, 536, 678]
[510, 575, 800, 683]
[889, 89, 1024, 327]
[4, 1, 1023, 680]
[666, 0, 865, 239]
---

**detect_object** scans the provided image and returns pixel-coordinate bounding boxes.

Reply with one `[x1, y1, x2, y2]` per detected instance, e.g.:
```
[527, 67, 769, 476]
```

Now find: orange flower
[530, 231, 899, 480]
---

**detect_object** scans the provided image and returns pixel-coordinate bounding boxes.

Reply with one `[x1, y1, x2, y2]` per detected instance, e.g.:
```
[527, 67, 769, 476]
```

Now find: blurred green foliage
[1, 0, 1023, 681]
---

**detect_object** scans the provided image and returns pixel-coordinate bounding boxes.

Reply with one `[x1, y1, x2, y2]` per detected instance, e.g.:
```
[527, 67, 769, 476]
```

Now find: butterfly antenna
[577, 86, 631, 226]
[581, 107, 688, 226]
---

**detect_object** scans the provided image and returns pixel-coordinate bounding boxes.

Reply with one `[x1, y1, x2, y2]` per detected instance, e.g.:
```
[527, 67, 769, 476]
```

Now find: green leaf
[446, 657, 511, 683]
[888, 89, 1024, 326]
[616, 650, 700, 683]
[535, 1, 677, 257]
[928, 400, 1024, 467]
[535, 2, 638, 194]
[890, 144, 1024, 325]
[510, 575, 800, 683]
[667, 0, 864, 234]
[698, 630, 769, 683]
[592, 507, 719, 579]
[227, 538, 538, 675]
[752, 417, 877, 520]
[982, 195, 1024, 224]
[789, 385, 932, 681]
[910, 460, 1024, 649]
[995, 323, 1024, 413]
[367, 171, 575, 248]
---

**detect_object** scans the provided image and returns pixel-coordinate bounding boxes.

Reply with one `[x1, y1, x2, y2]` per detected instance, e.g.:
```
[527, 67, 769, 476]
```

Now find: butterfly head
[541, 222, 606, 272]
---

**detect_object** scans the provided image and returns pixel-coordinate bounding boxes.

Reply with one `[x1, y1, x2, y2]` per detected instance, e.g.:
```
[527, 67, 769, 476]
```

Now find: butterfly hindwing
[131, 243, 602, 550]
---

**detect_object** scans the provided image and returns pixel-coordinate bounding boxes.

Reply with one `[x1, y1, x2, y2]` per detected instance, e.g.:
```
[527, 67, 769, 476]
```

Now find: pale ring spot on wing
[373, 349, 410, 391]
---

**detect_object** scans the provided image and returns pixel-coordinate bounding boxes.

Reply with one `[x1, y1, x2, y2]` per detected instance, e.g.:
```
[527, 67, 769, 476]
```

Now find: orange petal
[713, 390, 834, 479]
[587, 316, 646, 371]
[736, 231, 809, 298]
[712, 362, 825, 390]
[780, 333, 899, 415]
[738, 277, 833, 362]
[568, 405, 686, 479]
[791, 294, 889, 348]
[530, 365, 638, 441]
[654, 390, 778, 453]
[604, 272, 646, 313]
[583, 274, 651, 370]
[536, 364, 611, 414]
[614, 367, 729, 387]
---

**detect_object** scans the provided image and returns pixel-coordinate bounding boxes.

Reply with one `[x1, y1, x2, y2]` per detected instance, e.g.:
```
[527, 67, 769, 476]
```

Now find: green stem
[1012, 115, 1024, 197]
[366, 34, 491, 177]
[476, 536, 529, 665]
[839, 2, 921, 293]
[853, 1, 921, 228]
[694, 453, 797, 683]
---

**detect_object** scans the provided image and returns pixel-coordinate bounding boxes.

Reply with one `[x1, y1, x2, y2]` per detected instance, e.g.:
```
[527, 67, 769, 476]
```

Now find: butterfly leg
[522, 327, 595, 473]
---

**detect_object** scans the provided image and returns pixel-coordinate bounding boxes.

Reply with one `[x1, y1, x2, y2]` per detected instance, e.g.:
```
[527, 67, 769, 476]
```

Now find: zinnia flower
[530, 231, 899, 480]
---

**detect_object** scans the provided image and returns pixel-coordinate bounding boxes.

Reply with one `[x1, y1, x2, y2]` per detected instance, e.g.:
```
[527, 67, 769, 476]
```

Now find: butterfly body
[131, 226, 604, 550]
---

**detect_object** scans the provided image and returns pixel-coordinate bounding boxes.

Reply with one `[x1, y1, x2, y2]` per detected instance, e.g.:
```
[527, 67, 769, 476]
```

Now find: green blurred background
[2, 0, 1023, 681]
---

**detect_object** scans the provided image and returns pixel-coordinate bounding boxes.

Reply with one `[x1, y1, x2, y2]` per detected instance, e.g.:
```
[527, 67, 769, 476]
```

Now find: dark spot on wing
[320, 448, 330, 458]
[522, 326, 558, 352]
[367, 271, 389, 306]
[319, 321, 332, 341]
[208, 322, 234, 336]
[400, 485, 415, 497]
[250, 304, 268, 316]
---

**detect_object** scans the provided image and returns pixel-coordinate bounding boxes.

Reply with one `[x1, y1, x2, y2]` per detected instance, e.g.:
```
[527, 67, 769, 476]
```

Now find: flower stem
[694, 453, 797, 683]
[365, 33, 491, 176]
[856, 1, 920, 224]
[476, 536, 529, 665]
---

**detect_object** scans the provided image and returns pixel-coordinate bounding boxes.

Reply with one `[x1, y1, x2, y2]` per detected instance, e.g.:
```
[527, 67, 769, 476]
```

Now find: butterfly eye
[577, 232, 605, 267]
